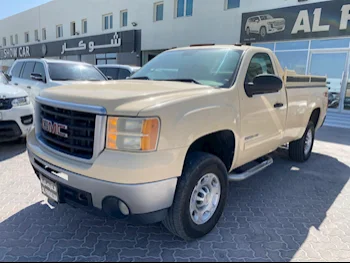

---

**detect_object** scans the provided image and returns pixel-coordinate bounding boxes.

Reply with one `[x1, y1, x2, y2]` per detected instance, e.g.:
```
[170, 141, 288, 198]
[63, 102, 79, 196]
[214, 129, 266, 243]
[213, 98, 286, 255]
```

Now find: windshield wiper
[130, 76, 150, 80]
[162, 78, 202, 85]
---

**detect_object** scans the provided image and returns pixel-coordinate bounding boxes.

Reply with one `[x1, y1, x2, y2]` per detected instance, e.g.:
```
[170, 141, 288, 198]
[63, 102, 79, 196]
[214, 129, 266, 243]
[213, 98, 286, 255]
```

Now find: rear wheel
[289, 122, 315, 162]
[163, 152, 228, 240]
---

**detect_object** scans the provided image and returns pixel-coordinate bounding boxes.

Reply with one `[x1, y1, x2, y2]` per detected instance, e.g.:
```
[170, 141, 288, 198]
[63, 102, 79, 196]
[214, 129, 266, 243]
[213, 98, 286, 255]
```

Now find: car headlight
[11, 97, 30, 107]
[106, 117, 160, 151]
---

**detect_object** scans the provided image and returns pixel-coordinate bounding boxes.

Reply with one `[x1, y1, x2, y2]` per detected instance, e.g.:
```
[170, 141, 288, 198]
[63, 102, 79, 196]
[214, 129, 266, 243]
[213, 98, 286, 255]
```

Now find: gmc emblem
[42, 119, 68, 138]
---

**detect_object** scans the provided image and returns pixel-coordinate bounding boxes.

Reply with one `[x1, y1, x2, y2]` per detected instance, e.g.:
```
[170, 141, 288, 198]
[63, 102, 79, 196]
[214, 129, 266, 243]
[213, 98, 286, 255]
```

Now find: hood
[0, 83, 28, 99]
[51, 80, 101, 86]
[40, 80, 216, 115]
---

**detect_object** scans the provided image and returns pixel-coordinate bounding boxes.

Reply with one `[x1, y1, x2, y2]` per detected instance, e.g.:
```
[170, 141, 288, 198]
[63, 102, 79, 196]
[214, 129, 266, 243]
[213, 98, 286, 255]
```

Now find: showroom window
[275, 51, 308, 75]
[121, 10, 128, 27]
[82, 19, 88, 34]
[311, 38, 350, 49]
[275, 40, 309, 51]
[154, 2, 164, 21]
[96, 53, 117, 65]
[25, 32, 30, 43]
[56, 25, 63, 38]
[226, 0, 240, 9]
[176, 0, 193, 17]
[252, 43, 275, 51]
[103, 13, 113, 30]
[42, 28, 46, 41]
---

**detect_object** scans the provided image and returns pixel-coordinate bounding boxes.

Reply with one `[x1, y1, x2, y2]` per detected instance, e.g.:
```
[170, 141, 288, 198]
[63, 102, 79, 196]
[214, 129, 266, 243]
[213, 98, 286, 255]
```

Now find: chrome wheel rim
[304, 129, 313, 156]
[261, 28, 266, 37]
[190, 173, 221, 225]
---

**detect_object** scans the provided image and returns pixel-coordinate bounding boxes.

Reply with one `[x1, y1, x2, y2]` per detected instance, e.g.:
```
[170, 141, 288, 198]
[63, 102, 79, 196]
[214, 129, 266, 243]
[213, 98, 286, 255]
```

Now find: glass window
[25, 32, 30, 43]
[96, 54, 106, 59]
[107, 59, 116, 64]
[121, 11, 128, 27]
[186, 0, 193, 16]
[42, 28, 46, 40]
[177, 0, 185, 17]
[155, 2, 164, 21]
[56, 25, 63, 38]
[118, 68, 131, 79]
[71, 22, 76, 36]
[2, 37, 6, 47]
[245, 53, 275, 83]
[132, 48, 243, 88]
[252, 43, 275, 51]
[275, 51, 308, 74]
[22, 62, 36, 80]
[33, 63, 46, 79]
[311, 38, 350, 49]
[104, 16, 109, 30]
[11, 62, 24, 78]
[10, 36, 13, 45]
[106, 53, 117, 58]
[310, 53, 347, 79]
[227, 0, 240, 9]
[103, 14, 113, 30]
[48, 63, 106, 81]
[15, 35, 18, 45]
[82, 19, 87, 34]
[275, 41, 309, 51]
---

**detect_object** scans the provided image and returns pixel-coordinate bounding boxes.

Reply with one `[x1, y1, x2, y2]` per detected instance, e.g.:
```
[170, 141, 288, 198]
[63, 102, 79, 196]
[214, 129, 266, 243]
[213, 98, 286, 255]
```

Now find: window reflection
[275, 51, 308, 74]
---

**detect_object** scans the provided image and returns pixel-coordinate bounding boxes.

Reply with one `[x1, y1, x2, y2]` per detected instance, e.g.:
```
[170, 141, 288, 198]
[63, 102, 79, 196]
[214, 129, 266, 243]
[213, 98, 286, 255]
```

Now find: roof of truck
[169, 44, 258, 52]
[14, 58, 91, 65]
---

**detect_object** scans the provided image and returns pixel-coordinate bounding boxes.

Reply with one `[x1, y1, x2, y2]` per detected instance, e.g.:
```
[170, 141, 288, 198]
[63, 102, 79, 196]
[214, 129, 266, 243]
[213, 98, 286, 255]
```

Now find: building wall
[0, 0, 333, 53]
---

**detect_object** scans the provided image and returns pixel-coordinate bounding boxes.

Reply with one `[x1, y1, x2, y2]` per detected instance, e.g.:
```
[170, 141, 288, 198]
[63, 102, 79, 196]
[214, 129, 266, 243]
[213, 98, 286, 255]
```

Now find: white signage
[1, 46, 30, 59]
[61, 32, 121, 55]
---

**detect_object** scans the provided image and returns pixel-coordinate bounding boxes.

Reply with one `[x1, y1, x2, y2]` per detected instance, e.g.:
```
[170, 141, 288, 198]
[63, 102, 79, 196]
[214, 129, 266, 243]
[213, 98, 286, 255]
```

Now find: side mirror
[107, 76, 113, 80]
[4, 74, 12, 82]
[30, 73, 45, 83]
[245, 74, 283, 97]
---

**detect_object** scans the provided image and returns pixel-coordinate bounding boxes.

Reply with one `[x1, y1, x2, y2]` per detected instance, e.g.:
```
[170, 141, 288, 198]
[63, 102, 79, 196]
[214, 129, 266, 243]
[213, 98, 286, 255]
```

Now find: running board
[228, 156, 273, 182]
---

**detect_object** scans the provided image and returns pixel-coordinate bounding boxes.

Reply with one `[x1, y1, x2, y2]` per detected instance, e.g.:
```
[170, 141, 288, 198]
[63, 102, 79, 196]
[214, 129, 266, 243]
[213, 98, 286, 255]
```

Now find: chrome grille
[39, 103, 96, 159]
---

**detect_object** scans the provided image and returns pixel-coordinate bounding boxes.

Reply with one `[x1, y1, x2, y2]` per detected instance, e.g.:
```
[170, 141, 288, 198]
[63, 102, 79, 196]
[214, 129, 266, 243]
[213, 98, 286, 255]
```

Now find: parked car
[97, 64, 141, 80]
[27, 45, 327, 240]
[0, 72, 34, 143]
[245, 14, 286, 38]
[8, 59, 107, 104]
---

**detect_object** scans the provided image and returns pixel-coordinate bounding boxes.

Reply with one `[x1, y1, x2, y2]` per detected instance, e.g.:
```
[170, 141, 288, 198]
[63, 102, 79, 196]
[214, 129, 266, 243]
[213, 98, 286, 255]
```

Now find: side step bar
[228, 156, 273, 182]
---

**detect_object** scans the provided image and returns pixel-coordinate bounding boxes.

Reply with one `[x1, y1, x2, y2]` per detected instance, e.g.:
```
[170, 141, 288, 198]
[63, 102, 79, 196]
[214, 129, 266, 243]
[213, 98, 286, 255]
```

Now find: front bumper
[0, 104, 34, 142]
[27, 130, 183, 222]
[267, 25, 285, 34]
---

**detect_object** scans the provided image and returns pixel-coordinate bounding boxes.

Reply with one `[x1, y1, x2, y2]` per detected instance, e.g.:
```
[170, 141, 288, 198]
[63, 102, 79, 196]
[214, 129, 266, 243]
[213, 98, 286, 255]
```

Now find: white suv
[8, 59, 107, 105]
[245, 15, 286, 38]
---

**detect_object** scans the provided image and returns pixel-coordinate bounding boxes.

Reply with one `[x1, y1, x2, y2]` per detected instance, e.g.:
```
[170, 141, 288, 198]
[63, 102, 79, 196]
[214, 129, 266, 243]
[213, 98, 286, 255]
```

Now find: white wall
[0, 0, 334, 51]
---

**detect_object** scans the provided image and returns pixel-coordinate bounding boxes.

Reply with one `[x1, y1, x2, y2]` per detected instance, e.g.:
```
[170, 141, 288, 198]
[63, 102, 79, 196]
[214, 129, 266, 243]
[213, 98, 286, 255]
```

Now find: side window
[107, 68, 119, 79]
[99, 67, 109, 76]
[118, 68, 131, 79]
[33, 63, 46, 80]
[245, 53, 275, 83]
[21, 62, 36, 80]
[11, 62, 24, 78]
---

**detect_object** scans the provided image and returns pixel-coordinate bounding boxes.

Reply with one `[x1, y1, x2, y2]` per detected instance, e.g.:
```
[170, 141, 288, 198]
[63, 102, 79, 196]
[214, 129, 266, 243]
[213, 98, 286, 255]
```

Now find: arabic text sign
[241, 0, 350, 43]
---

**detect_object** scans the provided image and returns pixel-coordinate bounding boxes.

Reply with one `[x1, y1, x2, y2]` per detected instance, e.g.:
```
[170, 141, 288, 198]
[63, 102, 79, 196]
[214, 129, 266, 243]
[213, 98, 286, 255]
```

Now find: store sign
[1, 46, 31, 59]
[0, 30, 140, 60]
[241, 0, 350, 43]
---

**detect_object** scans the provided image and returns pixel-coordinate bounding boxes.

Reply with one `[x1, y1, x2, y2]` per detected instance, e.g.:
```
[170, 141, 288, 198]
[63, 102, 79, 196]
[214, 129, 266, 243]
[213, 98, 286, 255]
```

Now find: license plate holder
[40, 175, 60, 203]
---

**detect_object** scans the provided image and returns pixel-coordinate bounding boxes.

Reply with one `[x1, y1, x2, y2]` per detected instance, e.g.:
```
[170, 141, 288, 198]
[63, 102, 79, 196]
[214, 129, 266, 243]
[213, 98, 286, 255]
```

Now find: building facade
[0, 0, 349, 127]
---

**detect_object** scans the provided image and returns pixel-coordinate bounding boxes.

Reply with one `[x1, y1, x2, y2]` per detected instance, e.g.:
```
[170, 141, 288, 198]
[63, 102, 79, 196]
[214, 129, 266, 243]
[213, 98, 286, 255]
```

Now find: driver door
[239, 52, 287, 165]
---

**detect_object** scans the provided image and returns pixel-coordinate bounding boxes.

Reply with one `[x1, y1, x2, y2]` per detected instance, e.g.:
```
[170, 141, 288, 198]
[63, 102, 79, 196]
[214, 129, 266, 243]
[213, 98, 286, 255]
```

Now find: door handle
[27, 86, 31, 89]
[274, 103, 284, 108]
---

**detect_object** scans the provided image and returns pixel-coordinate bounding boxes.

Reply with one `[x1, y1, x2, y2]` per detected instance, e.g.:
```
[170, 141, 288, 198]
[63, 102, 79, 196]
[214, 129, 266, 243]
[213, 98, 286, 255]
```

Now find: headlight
[12, 97, 30, 107]
[106, 117, 160, 151]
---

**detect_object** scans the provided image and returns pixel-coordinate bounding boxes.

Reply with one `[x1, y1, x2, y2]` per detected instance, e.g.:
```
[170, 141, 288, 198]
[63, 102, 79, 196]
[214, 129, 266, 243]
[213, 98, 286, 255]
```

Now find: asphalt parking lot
[0, 126, 349, 262]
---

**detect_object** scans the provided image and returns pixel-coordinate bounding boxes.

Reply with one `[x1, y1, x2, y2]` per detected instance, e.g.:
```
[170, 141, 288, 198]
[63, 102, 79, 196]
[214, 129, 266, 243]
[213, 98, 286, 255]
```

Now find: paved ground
[0, 126, 349, 262]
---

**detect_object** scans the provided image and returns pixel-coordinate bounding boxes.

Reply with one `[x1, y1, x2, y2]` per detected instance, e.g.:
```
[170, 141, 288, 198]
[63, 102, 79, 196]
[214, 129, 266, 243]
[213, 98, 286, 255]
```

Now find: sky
[0, 0, 52, 20]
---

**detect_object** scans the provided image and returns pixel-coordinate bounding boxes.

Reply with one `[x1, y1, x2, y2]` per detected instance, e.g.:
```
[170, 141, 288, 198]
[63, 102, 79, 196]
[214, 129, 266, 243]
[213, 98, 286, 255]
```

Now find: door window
[33, 63, 46, 80]
[100, 68, 119, 79]
[245, 53, 275, 83]
[118, 68, 131, 79]
[21, 62, 36, 80]
[11, 62, 24, 78]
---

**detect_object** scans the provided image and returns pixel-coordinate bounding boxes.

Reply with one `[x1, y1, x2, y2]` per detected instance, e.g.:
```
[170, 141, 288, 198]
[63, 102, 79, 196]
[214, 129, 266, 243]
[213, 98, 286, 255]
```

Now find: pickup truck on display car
[27, 45, 328, 240]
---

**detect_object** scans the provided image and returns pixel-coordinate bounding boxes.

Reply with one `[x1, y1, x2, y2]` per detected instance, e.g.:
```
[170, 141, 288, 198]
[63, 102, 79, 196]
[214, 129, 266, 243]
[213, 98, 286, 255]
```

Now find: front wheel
[289, 122, 315, 162]
[246, 27, 250, 35]
[260, 26, 267, 38]
[163, 152, 228, 240]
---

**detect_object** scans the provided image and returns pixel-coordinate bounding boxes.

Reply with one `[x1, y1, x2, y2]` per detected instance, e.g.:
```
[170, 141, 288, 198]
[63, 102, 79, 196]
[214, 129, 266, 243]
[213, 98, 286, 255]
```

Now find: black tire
[260, 26, 267, 38]
[289, 122, 315, 162]
[246, 27, 250, 36]
[162, 152, 228, 240]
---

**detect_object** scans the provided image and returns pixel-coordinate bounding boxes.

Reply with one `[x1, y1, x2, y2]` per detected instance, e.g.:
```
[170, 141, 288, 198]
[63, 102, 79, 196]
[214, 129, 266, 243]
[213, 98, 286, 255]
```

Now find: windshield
[0, 73, 8, 85]
[48, 63, 106, 81]
[131, 48, 243, 88]
[261, 15, 273, 20]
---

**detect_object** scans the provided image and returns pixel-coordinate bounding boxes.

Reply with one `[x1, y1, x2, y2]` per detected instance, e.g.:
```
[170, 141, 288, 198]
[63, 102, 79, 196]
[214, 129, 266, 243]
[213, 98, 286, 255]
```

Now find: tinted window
[99, 67, 119, 79]
[33, 62, 46, 79]
[132, 48, 243, 88]
[118, 68, 131, 79]
[227, 0, 240, 9]
[22, 62, 36, 79]
[11, 62, 24, 78]
[48, 63, 106, 81]
[246, 53, 275, 83]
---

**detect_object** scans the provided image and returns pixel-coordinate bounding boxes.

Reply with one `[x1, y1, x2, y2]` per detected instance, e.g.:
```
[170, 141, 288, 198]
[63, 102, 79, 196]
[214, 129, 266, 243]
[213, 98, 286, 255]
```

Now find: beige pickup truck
[27, 45, 328, 240]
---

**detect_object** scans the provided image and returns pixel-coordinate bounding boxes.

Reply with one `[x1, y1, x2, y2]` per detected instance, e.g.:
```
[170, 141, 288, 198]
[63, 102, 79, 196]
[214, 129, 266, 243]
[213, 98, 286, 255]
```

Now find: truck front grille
[0, 99, 13, 110]
[39, 104, 96, 159]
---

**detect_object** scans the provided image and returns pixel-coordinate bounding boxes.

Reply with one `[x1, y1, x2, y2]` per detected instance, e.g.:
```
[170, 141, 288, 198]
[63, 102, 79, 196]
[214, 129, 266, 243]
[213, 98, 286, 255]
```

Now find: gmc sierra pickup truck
[27, 45, 328, 240]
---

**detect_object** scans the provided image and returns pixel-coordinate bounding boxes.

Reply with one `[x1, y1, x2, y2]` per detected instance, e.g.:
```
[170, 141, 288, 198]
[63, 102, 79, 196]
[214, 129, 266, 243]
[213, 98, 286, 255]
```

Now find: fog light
[119, 201, 130, 216]
[21, 115, 33, 125]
